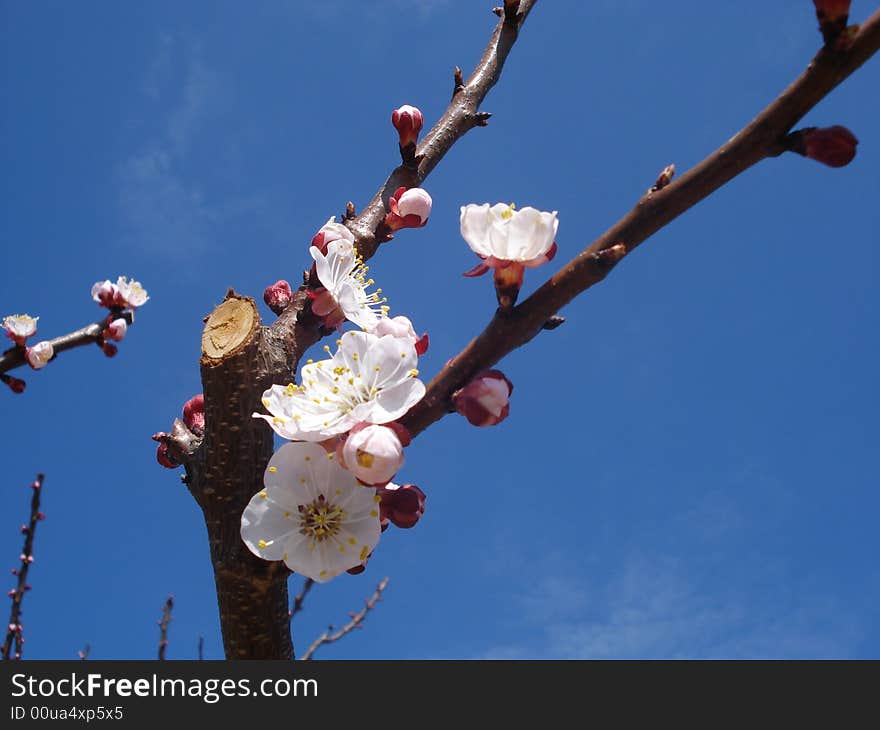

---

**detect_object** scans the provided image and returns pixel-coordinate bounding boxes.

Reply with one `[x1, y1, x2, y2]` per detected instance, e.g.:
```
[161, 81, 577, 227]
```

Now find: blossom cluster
[245, 115, 435, 581]
[242, 106, 554, 584]
[2, 276, 147, 393]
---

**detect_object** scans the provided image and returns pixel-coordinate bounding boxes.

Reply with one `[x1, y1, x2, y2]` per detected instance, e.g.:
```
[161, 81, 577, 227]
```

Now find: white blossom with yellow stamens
[310, 239, 388, 330]
[241, 442, 381, 582]
[254, 330, 425, 442]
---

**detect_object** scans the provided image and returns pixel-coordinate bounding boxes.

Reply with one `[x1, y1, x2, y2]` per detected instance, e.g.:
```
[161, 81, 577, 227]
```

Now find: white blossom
[255, 330, 425, 442]
[241, 442, 382, 582]
[460, 203, 558, 265]
[2, 314, 38, 343]
[310, 239, 388, 330]
[25, 341, 54, 369]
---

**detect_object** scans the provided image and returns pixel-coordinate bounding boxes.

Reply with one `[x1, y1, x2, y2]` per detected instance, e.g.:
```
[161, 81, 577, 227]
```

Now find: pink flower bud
[25, 341, 54, 370]
[101, 342, 118, 358]
[813, 0, 850, 44]
[310, 216, 355, 255]
[263, 280, 293, 315]
[796, 125, 858, 168]
[370, 315, 429, 354]
[103, 318, 128, 342]
[385, 187, 432, 231]
[307, 288, 346, 331]
[452, 369, 513, 427]
[340, 423, 405, 486]
[379, 483, 426, 529]
[391, 105, 424, 148]
[182, 394, 205, 436]
[20, 525, 28, 534]
[37, 512, 45, 520]
[7, 590, 15, 597]
[91, 280, 118, 307]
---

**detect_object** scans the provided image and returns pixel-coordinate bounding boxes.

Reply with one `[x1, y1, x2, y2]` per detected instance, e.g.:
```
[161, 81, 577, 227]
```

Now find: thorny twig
[2, 474, 45, 660]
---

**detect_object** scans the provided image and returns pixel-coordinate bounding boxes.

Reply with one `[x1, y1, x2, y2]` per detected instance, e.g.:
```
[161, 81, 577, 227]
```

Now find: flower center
[298, 494, 344, 542]
[500, 202, 516, 220]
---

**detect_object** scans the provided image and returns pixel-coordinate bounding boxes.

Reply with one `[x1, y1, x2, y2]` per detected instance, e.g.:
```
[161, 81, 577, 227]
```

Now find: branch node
[503, 0, 521, 28]
[649, 163, 676, 194]
[542, 316, 566, 331]
[452, 66, 465, 98]
[474, 111, 492, 127]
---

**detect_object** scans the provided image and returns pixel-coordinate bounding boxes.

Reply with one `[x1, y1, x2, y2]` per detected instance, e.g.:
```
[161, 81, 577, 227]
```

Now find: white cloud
[117, 35, 225, 258]
[479, 552, 862, 659]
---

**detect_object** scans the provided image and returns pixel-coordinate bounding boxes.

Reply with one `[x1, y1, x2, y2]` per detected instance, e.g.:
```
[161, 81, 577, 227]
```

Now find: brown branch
[184, 3, 541, 661]
[400, 10, 880, 439]
[2, 474, 45, 661]
[289, 577, 315, 622]
[299, 577, 389, 661]
[345, 0, 537, 261]
[157, 595, 173, 660]
[0, 310, 135, 376]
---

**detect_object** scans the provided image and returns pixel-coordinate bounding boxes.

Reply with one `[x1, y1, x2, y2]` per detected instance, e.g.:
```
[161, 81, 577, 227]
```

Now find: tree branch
[0, 311, 135, 376]
[289, 578, 315, 622]
[157, 595, 173, 660]
[347, 0, 538, 261]
[299, 577, 389, 661]
[185, 2, 540, 660]
[400, 9, 880, 438]
[2, 474, 45, 661]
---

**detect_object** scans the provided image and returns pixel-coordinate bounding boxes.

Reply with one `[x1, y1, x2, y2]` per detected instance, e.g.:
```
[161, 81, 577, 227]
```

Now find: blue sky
[1, 1, 878, 659]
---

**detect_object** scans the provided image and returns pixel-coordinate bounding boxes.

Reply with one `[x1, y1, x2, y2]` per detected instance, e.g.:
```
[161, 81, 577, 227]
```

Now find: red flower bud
[379, 483, 426, 529]
[813, 0, 850, 44]
[263, 280, 293, 315]
[182, 394, 206, 436]
[452, 369, 514, 427]
[2, 374, 26, 394]
[156, 442, 179, 469]
[101, 342, 118, 358]
[391, 105, 424, 149]
[792, 125, 858, 168]
[310, 217, 354, 255]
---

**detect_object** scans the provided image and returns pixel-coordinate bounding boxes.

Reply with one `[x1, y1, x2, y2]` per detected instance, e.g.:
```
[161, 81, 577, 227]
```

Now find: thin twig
[401, 10, 880, 439]
[197, 635, 204, 660]
[77, 643, 90, 660]
[157, 595, 174, 660]
[289, 577, 315, 622]
[346, 0, 538, 260]
[0, 310, 134, 376]
[300, 578, 389, 661]
[270, 0, 538, 337]
[2, 474, 45, 660]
